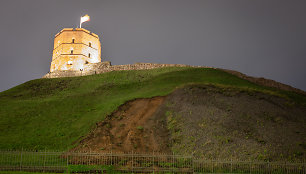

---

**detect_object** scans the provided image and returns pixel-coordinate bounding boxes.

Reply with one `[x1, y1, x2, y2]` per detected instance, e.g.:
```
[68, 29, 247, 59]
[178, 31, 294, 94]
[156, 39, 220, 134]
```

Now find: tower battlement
[54, 28, 99, 38]
[50, 28, 101, 72]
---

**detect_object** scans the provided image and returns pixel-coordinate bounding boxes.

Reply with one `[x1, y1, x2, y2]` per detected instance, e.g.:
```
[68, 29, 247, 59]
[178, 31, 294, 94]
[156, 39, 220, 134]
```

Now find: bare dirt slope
[75, 85, 306, 161]
[73, 96, 171, 153]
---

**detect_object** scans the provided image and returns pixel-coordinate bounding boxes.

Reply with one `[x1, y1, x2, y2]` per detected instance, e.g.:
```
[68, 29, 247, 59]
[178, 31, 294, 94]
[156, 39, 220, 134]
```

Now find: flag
[80, 14, 90, 24]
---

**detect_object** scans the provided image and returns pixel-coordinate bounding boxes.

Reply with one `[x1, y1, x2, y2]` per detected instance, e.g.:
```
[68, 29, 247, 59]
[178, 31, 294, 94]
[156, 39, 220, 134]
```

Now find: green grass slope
[0, 67, 305, 150]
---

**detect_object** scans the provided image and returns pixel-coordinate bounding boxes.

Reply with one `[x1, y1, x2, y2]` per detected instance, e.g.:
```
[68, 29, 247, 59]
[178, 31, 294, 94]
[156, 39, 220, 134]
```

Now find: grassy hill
[0, 67, 305, 151]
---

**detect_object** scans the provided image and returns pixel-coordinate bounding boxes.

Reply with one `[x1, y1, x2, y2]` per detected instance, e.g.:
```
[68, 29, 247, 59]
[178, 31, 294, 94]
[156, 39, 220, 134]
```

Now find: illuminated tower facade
[50, 28, 101, 72]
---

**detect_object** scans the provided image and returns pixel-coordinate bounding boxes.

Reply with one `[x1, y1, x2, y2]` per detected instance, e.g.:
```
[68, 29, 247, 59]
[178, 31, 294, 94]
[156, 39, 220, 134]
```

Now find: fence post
[66, 152, 69, 171]
[19, 148, 23, 171]
[43, 148, 46, 173]
[89, 150, 91, 166]
[172, 152, 175, 173]
[152, 151, 154, 174]
[110, 150, 112, 165]
[132, 150, 134, 173]
[211, 159, 213, 173]
[192, 155, 194, 174]
[230, 156, 233, 173]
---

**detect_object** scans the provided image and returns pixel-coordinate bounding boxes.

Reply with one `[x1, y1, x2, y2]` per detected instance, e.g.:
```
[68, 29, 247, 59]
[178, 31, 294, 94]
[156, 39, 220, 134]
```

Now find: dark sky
[1, 0, 306, 92]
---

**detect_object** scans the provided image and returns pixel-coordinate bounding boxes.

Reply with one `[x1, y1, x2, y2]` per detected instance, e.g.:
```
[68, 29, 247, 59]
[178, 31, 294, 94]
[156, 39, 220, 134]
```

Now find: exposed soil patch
[73, 96, 171, 153]
[74, 85, 306, 161]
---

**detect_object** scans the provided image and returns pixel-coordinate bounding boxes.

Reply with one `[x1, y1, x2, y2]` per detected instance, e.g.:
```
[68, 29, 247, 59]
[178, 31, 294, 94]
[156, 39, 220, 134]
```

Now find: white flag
[80, 14, 90, 28]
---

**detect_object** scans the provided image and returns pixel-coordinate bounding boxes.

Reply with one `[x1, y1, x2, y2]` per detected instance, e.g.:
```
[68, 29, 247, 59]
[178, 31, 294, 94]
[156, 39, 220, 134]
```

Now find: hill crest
[1, 67, 305, 162]
[43, 62, 305, 95]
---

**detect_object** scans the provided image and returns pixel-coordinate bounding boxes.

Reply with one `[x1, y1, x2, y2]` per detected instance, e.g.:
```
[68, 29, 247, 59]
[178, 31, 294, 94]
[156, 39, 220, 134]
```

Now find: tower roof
[54, 28, 99, 39]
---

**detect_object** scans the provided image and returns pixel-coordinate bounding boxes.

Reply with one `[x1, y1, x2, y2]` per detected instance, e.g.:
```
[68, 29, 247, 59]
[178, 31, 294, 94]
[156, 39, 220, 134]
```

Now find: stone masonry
[43, 61, 205, 78]
[50, 28, 101, 72]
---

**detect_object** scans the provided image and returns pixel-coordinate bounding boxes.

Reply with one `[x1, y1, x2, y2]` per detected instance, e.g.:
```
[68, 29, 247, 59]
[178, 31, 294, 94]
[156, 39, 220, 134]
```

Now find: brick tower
[50, 28, 101, 72]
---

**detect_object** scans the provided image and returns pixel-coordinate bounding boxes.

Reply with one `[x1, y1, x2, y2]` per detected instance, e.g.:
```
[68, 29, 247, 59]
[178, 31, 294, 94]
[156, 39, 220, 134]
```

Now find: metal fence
[0, 150, 305, 173]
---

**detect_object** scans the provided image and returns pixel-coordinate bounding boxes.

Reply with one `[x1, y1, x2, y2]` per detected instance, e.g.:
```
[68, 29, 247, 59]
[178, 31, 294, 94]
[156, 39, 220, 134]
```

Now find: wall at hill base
[43, 62, 205, 78]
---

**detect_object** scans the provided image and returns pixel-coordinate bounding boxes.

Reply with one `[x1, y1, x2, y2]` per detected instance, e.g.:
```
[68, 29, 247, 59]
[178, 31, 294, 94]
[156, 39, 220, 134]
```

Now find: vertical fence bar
[66, 152, 69, 173]
[231, 156, 233, 173]
[19, 148, 23, 171]
[0, 151, 2, 170]
[249, 160, 251, 174]
[132, 150, 134, 173]
[152, 151, 154, 174]
[110, 150, 112, 166]
[43, 149, 46, 173]
[192, 156, 194, 174]
[172, 152, 174, 173]
[211, 159, 213, 173]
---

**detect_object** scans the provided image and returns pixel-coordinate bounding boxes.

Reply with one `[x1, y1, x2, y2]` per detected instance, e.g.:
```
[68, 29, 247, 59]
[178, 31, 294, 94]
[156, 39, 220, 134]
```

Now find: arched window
[70, 49, 73, 54]
[89, 42, 92, 47]
[88, 53, 91, 58]
[72, 39, 75, 43]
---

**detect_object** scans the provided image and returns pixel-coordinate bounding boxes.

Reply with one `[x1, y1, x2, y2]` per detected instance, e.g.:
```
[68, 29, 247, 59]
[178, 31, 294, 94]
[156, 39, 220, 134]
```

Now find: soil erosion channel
[74, 96, 171, 153]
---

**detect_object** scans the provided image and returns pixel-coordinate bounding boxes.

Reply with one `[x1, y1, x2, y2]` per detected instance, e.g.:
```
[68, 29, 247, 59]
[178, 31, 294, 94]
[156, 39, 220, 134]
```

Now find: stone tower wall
[50, 28, 101, 72]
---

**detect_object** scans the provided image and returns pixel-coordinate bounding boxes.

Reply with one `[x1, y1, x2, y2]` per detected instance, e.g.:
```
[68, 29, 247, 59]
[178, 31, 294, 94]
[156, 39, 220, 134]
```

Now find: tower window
[70, 50, 73, 54]
[89, 42, 92, 47]
[72, 39, 75, 43]
[88, 53, 91, 58]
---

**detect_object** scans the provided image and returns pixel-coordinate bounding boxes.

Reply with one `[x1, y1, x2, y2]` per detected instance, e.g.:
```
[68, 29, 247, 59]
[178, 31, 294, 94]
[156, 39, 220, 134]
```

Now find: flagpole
[80, 17, 82, 28]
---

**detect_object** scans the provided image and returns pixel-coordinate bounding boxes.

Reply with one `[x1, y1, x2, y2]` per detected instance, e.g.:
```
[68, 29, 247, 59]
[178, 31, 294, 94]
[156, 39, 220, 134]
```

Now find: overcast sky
[0, 0, 305, 92]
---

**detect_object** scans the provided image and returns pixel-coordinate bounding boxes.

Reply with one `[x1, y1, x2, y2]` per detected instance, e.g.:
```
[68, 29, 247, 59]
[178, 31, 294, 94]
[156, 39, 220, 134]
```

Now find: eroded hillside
[1, 67, 305, 152]
[75, 85, 306, 161]
[73, 96, 170, 153]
